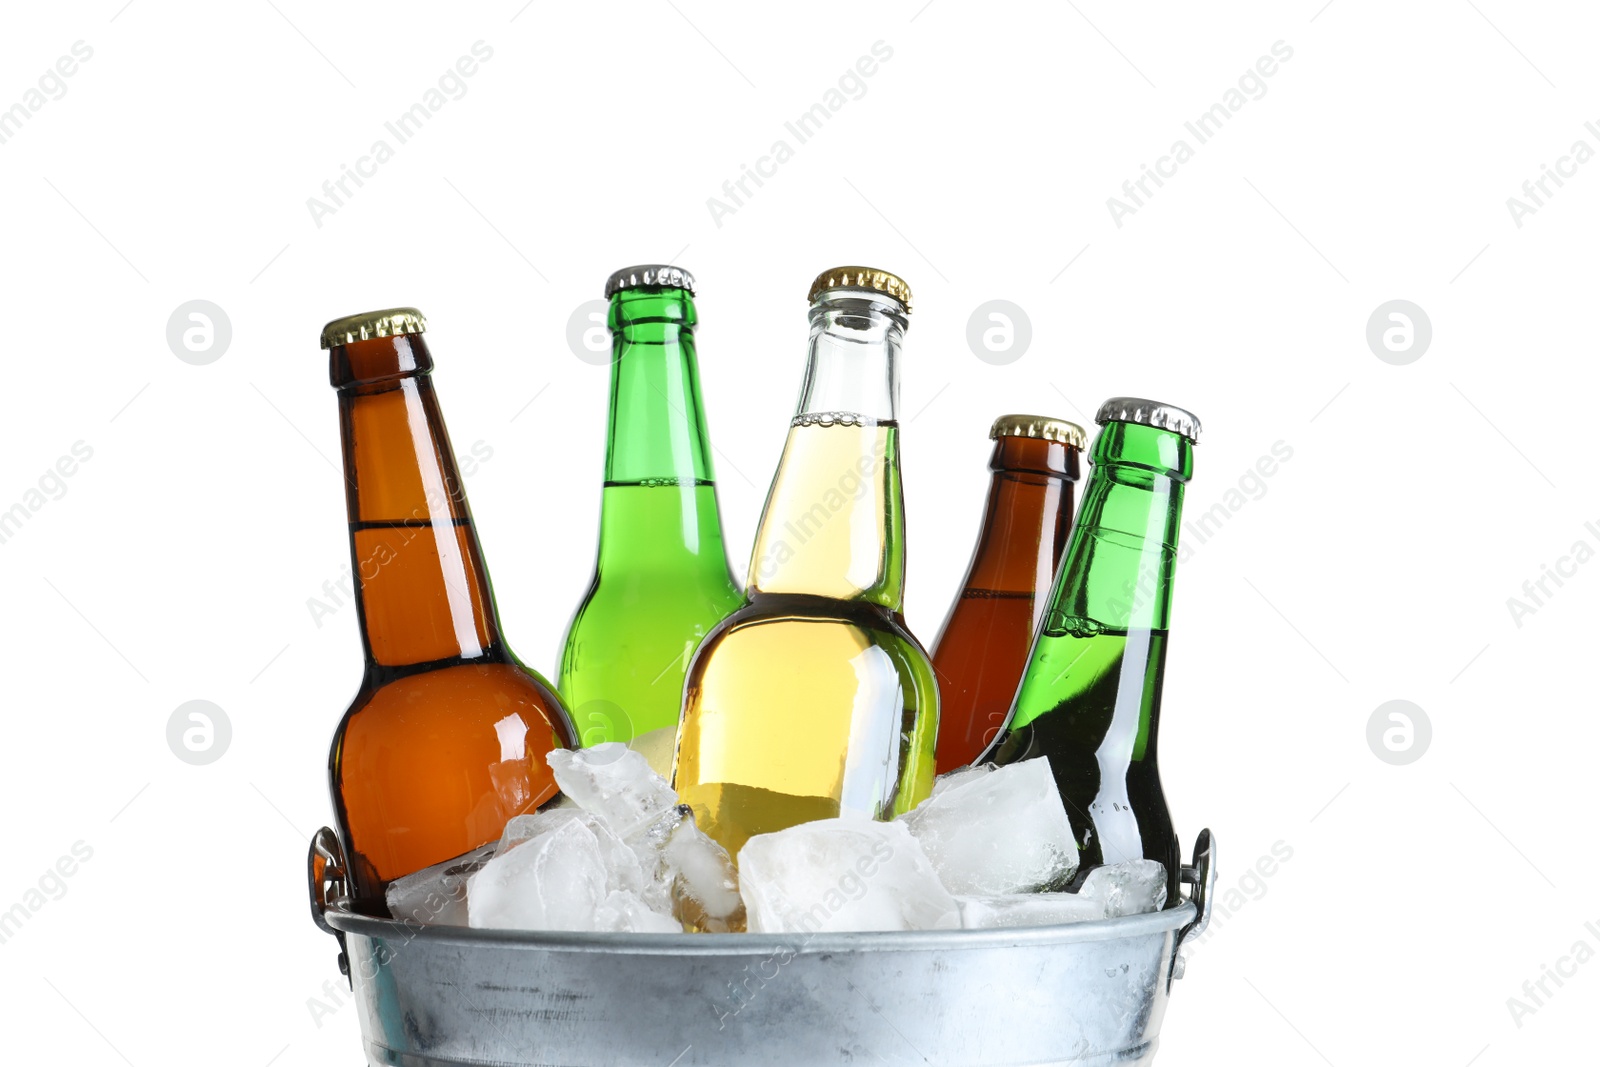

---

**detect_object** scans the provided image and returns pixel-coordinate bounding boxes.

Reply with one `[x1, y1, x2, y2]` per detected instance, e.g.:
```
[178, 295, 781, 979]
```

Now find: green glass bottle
[559, 265, 743, 758]
[984, 397, 1200, 903]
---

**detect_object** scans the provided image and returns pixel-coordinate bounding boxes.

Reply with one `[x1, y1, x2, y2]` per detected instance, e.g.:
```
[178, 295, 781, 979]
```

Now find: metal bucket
[310, 828, 1215, 1067]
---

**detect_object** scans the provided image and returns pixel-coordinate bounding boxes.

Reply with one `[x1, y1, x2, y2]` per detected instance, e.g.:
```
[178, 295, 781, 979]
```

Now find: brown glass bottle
[930, 415, 1083, 772]
[322, 308, 575, 914]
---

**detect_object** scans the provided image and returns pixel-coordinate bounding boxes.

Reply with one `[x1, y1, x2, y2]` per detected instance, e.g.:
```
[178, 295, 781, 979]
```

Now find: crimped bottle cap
[1095, 396, 1202, 443]
[605, 264, 695, 298]
[989, 414, 1087, 449]
[320, 308, 426, 349]
[806, 266, 912, 312]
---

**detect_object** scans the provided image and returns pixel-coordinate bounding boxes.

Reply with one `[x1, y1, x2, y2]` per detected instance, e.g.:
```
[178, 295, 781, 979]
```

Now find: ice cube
[955, 860, 1169, 930]
[623, 804, 686, 914]
[384, 843, 495, 927]
[547, 743, 678, 838]
[595, 890, 684, 934]
[469, 803, 690, 932]
[956, 892, 1108, 929]
[620, 804, 742, 929]
[1078, 859, 1168, 918]
[898, 756, 1077, 895]
[500, 808, 645, 897]
[738, 819, 958, 934]
[467, 817, 608, 931]
[662, 812, 744, 933]
[931, 762, 996, 797]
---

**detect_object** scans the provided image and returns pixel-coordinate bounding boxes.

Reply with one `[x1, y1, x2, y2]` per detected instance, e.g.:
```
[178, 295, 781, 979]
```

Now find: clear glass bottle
[673, 268, 938, 859]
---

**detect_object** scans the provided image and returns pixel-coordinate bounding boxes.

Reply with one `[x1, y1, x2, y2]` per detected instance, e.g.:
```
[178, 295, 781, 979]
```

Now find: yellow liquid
[748, 415, 901, 605]
[674, 415, 937, 859]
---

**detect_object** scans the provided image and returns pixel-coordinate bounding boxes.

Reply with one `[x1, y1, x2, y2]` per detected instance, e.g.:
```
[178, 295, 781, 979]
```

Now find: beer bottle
[983, 397, 1200, 903]
[559, 266, 743, 756]
[674, 267, 938, 858]
[930, 415, 1084, 771]
[322, 308, 576, 914]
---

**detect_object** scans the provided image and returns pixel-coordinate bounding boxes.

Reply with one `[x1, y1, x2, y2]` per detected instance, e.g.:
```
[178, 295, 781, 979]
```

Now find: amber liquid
[334, 659, 570, 910]
[326, 334, 574, 914]
[930, 435, 1077, 771]
[674, 416, 938, 859]
[932, 589, 1039, 767]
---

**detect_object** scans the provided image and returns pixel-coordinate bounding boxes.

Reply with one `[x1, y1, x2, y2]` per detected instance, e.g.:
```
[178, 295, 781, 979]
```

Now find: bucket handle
[1170, 828, 1215, 981]
[308, 826, 351, 983]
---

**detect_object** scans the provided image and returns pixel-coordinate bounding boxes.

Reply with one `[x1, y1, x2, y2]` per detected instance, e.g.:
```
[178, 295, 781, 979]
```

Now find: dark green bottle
[984, 397, 1200, 903]
[559, 266, 743, 757]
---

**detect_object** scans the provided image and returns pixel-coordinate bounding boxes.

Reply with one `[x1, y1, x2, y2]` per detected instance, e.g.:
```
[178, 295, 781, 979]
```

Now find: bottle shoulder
[583, 561, 742, 598]
[569, 568, 743, 625]
[694, 592, 933, 668]
[336, 657, 570, 739]
[931, 588, 1038, 665]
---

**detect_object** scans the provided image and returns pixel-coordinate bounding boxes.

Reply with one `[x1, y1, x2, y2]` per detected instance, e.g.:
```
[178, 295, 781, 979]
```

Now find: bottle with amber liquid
[673, 268, 939, 860]
[322, 308, 575, 914]
[930, 415, 1083, 772]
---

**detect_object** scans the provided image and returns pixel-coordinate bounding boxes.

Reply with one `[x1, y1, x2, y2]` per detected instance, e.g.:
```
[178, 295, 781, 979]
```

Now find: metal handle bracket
[1169, 828, 1216, 982]
[308, 826, 351, 984]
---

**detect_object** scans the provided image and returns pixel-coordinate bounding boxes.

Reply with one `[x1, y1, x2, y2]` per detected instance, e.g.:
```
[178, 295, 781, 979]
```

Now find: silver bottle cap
[1094, 397, 1202, 443]
[604, 264, 695, 298]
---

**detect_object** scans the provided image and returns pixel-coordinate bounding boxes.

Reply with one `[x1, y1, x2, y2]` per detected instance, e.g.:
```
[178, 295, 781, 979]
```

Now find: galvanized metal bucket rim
[310, 827, 1215, 985]
[323, 896, 1199, 956]
[311, 830, 1217, 1065]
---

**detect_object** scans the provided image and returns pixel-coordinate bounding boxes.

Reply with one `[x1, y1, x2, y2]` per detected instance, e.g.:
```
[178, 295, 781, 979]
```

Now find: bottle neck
[597, 287, 730, 572]
[748, 295, 908, 607]
[333, 334, 501, 670]
[603, 288, 715, 485]
[964, 436, 1080, 599]
[793, 295, 903, 422]
[1042, 422, 1192, 635]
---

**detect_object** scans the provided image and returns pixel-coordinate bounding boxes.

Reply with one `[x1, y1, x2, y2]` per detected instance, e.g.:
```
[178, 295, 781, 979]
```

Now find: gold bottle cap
[320, 307, 427, 349]
[806, 266, 912, 313]
[989, 414, 1087, 449]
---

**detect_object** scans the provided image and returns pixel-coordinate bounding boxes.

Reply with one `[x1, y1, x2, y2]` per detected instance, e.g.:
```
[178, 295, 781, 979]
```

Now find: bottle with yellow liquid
[673, 267, 938, 860]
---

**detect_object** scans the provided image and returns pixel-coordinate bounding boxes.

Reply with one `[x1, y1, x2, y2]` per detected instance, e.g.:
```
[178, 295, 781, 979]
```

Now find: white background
[0, 1, 1594, 1064]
